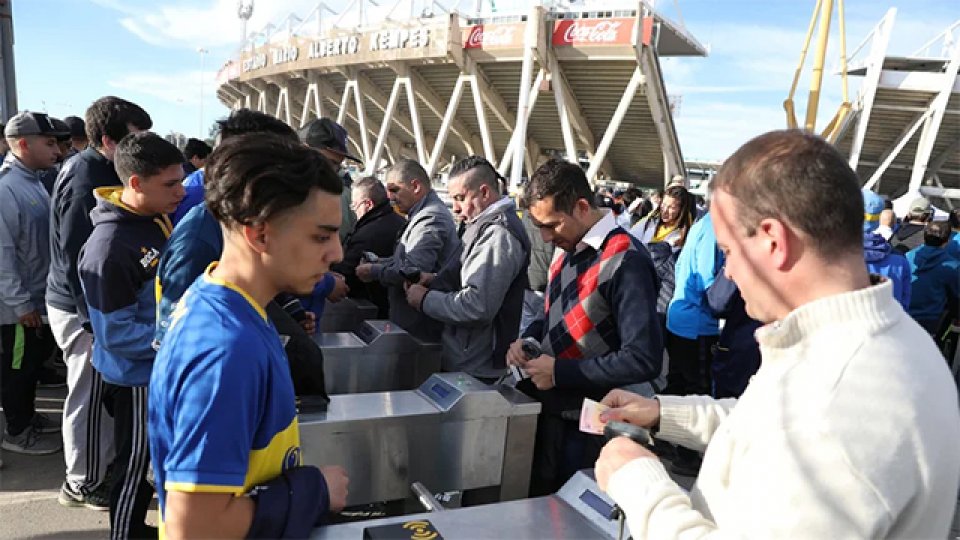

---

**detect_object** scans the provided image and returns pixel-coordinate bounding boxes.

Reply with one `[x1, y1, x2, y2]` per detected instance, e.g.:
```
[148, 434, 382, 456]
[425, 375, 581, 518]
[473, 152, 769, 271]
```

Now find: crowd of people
[0, 94, 958, 539]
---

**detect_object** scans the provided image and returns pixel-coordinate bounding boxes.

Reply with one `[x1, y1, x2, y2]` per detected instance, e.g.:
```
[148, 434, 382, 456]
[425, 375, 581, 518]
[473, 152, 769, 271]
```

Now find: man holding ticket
[594, 131, 960, 538]
[507, 159, 663, 496]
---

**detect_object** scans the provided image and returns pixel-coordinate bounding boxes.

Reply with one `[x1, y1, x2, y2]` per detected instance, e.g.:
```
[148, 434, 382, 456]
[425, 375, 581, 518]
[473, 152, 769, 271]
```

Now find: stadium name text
[242, 53, 267, 72]
[242, 28, 433, 72]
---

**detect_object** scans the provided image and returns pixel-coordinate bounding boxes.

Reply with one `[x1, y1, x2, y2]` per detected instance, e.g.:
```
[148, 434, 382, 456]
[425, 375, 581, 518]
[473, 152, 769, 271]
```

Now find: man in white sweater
[595, 130, 960, 539]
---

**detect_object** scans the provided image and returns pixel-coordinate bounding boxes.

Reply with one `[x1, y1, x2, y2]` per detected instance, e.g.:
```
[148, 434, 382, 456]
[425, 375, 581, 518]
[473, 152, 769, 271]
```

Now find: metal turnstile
[318, 298, 378, 333]
[299, 373, 541, 508]
[311, 470, 629, 539]
[313, 320, 442, 395]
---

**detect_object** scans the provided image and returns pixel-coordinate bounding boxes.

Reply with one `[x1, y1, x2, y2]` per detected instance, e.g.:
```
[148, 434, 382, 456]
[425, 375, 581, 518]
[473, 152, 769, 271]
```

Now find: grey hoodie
[422, 197, 530, 379]
[0, 154, 51, 325]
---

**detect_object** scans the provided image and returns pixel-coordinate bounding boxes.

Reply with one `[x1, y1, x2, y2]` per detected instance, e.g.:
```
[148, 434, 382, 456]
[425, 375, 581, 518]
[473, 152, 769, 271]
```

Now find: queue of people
[0, 95, 958, 540]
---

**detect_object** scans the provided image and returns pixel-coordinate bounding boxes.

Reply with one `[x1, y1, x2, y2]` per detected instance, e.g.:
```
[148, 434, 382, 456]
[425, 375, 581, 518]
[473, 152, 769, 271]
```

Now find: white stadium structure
[215, 1, 960, 212]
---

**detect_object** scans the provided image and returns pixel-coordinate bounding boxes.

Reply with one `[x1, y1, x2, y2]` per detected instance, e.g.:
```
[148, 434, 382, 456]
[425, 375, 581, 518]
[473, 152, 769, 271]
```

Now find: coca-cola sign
[463, 23, 524, 49]
[552, 18, 634, 46]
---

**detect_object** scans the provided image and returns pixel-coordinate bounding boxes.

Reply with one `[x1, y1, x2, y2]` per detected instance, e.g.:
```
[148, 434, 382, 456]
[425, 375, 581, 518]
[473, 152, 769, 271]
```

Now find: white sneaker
[2, 425, 62, 455]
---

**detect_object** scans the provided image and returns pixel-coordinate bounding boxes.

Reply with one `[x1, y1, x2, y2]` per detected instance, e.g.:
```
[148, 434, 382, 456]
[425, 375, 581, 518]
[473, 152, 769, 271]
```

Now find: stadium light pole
[0, 0, 18, 121]
[198, 47, 208, 138]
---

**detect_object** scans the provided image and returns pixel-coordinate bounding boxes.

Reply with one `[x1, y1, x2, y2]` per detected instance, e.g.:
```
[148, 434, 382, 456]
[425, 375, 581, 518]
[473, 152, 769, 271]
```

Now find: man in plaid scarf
[508, 159, 663, 495]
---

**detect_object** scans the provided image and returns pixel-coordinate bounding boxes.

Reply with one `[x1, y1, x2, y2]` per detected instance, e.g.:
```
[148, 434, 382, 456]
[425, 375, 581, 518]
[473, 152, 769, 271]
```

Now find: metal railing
[912, 19, 960, 58]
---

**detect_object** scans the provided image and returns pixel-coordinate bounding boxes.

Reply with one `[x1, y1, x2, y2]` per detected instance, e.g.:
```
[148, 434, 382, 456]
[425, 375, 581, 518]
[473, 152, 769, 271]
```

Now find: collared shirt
[576, 210, 619, 254]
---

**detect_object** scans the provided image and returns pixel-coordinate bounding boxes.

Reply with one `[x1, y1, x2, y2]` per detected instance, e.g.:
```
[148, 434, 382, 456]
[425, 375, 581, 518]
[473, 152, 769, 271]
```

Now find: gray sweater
[422, 198, 530, 379]
[372, 190, 461, 341]
[0, 154, 51, 325]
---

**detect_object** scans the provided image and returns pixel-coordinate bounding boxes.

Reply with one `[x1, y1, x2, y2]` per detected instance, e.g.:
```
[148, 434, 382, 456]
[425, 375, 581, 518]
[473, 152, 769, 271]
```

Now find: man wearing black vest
[507, 159, 663, 496]
[405, 156, 530, 383]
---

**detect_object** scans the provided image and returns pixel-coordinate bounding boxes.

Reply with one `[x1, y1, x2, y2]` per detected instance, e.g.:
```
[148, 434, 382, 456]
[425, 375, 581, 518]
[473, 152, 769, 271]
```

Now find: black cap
[298, 118, 362, 163]
[4, 111, 70, 138]
[63, 116, 87, 138]
[50, 118, 72, 142]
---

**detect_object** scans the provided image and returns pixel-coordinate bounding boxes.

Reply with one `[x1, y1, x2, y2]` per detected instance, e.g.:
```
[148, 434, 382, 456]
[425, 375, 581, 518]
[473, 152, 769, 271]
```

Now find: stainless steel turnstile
[299, 373, 541, 507]
[318, 298, 379, 333]
[311, 470, 629, 539]
[313, 320, 442, 395]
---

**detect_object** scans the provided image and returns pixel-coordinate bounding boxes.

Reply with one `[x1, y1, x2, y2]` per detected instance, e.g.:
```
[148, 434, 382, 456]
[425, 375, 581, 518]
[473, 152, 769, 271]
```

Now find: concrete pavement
[0, 387, 112, 539]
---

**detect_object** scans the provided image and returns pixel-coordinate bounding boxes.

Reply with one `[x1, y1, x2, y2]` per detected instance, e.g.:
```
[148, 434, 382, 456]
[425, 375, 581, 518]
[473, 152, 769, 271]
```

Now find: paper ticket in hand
[579, 398, 609, 435]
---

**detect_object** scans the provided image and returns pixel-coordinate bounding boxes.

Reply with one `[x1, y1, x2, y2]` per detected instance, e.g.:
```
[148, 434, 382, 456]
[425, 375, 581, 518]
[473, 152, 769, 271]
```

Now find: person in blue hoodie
[906, 221, 960, 337]
[78, 132, 184, 539]
[948, 209, 960, 259]
[862, 189, 911, 310]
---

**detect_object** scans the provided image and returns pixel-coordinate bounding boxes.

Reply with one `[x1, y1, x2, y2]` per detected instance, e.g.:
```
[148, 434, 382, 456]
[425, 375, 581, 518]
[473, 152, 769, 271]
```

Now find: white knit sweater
[608, 280, 960, 539]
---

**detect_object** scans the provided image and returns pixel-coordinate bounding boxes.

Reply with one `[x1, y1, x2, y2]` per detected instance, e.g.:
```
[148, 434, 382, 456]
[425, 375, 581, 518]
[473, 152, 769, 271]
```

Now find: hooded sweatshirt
[906, 245, 960, 323]
[863, 233, 911, 310]
[78, 188, 171, 387]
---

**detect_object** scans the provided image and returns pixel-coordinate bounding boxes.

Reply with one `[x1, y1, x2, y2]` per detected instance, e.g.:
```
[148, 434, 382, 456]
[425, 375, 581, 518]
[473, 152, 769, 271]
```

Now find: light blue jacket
[666, 213, 723, 339]
[0, 154, 51, 325]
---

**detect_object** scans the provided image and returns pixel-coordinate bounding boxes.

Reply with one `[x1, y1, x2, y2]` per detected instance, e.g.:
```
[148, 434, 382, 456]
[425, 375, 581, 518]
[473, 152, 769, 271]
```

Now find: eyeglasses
[351, 198, 371, 210]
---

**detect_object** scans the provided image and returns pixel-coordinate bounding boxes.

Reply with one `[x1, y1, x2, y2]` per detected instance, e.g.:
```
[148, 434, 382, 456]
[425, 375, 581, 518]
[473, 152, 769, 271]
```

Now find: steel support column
[586, 67, 644, 181]
[427, 75, 466, 176]
[848, 8, 897, 169]
[906, 40, 960, 193]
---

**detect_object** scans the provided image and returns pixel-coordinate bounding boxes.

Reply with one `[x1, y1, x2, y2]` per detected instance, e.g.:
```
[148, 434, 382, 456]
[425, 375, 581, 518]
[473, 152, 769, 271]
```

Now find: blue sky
[9, 0, 958, 161]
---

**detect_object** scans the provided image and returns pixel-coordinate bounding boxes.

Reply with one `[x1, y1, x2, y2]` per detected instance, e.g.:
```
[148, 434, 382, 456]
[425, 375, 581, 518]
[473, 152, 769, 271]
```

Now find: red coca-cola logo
[464, 24, 521, 49]
[553, 18, 633, 46]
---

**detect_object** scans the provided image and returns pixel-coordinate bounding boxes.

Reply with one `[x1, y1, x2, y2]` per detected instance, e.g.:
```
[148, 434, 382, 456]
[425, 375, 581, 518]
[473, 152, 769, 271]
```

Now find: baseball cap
[50, 118, 72, 142]
[63, 116, 87, 138]
[298, 118, 362, 163]
[909, 197, 932, 215]
[4, 111, 70, 138]
[862, 189, 884, 233]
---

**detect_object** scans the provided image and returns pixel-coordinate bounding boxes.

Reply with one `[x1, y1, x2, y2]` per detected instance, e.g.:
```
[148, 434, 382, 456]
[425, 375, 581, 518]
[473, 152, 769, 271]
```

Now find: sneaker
[1, 426, 62, 455]
[31, 412, 62, 434]
[37, 367, 67, 388]
[58, 481, 110, 511]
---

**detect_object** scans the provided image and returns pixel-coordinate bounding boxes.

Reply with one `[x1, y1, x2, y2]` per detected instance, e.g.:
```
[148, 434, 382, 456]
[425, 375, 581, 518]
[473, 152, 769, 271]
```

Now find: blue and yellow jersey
[148, 263, 302, 523]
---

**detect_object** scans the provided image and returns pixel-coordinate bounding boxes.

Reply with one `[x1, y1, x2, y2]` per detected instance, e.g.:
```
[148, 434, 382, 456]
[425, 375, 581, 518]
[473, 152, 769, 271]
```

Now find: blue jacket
[47, 147, 123, 320]
[171, 168, 205, 226]
[666, 212, 723, 339]
[906, 245, 960, 323]
[79, 188, 171, 386]
[155, 202, 223, 345]
[298, 274, 336, 322]
[948, 231, 960, 259]
[863, 233, 911, 310]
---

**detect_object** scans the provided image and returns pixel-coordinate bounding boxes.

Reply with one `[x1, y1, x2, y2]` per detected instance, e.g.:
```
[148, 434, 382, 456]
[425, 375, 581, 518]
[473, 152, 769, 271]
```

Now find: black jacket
[47, 147, 122, 320]
[330, 201, 406, 318]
